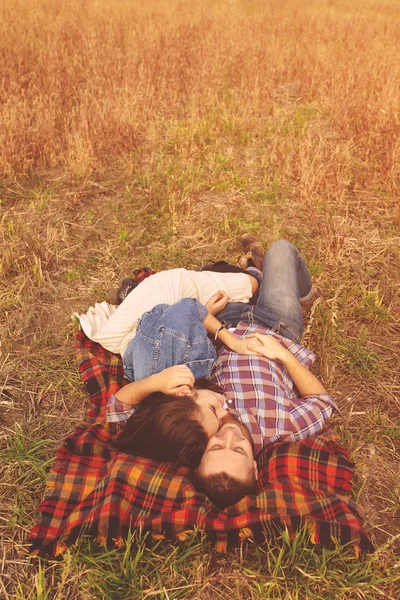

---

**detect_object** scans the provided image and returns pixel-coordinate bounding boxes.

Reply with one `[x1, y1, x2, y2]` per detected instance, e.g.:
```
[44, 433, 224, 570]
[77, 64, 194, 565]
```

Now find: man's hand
[247, 333, 328, 396]
[230, 335, 264, 356]
[246, 333, 289, 362]
[205, 291, 230, 315]
[152, 365, 195, 396]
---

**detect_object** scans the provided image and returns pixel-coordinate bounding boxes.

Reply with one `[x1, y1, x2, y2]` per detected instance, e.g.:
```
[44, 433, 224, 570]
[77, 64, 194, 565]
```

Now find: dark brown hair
[111, 392, 208, 468]
[193, 471, 257, 509]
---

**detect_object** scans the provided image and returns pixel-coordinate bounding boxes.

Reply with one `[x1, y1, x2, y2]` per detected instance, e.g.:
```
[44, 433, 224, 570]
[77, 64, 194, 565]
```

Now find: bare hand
[205, 291, 230, 315]
[246, 333, 288, 362]
[153, 365, 195, 396]
[233, 336, 264, 356]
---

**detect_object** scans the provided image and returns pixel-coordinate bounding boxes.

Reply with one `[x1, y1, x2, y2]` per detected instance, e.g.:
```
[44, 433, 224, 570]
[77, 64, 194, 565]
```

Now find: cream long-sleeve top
[77, 268, 253, 357]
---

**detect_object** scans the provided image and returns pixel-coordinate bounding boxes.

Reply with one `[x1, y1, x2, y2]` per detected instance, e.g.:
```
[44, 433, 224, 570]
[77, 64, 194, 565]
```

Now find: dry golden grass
[1, 0, 400, 598]
[1, 0, 399, 188]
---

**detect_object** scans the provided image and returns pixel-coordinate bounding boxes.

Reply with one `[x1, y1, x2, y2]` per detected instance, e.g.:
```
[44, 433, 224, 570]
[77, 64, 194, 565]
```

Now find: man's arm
[247, 333, 327, 396]
[279, 352, 327, 396]
[115, 365, 195, 405]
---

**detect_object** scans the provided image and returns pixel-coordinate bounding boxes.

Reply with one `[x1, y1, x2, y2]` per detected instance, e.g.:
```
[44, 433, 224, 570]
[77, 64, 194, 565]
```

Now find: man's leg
[215, 239, 314, 339]
[253, 240, 313, 343]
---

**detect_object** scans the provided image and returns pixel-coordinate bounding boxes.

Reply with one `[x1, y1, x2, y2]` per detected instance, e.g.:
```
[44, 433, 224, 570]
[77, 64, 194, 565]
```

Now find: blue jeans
[123, 298, 217, 382]
[215, 240, 313, 343]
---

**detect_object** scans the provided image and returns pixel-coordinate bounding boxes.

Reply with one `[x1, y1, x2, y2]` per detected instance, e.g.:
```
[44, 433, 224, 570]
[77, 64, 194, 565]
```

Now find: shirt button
[228, 400, 233, 404]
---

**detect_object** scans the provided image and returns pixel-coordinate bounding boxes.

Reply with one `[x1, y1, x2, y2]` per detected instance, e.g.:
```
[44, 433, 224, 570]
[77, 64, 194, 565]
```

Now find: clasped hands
[233, 332, 288, 362]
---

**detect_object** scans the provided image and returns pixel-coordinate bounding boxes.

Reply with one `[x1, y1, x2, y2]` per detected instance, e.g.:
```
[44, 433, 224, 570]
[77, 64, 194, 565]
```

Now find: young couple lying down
[78, 239, 335, 509]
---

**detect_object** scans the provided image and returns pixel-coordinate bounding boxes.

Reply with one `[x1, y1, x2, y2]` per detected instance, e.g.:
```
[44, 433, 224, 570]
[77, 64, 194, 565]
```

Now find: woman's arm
[115, 365, 195, 405]
[203, 292, 261, 355]
[202, 311, 258, 355]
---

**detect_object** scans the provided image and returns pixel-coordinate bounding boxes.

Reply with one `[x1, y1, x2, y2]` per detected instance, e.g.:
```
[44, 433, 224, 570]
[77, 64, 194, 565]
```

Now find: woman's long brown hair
[111, 392, 209, 468]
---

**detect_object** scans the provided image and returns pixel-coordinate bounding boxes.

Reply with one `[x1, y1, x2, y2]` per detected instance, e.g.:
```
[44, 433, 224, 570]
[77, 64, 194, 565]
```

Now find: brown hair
[111, 392, 208, 468]
[193, 471, 257, 509]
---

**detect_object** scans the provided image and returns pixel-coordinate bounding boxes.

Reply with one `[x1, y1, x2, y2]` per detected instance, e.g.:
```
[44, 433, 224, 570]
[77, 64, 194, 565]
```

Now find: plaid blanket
[29, 298, 373, 557]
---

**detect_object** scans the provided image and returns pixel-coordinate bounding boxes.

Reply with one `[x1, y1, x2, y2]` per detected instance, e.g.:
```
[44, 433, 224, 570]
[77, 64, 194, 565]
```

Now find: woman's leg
[253, 240, 313, 343]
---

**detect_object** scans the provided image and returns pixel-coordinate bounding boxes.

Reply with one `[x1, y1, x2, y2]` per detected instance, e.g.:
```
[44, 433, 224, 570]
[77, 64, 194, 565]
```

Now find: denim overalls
[123, 298, 217, 381]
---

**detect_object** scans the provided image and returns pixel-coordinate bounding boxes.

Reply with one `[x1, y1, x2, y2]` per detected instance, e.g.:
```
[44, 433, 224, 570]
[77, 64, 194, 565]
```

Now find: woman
[123, 293, 260, 382]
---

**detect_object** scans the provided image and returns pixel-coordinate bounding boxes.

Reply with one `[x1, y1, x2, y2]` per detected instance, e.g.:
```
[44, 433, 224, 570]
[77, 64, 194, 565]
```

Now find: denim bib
[123, 298, 217, 381]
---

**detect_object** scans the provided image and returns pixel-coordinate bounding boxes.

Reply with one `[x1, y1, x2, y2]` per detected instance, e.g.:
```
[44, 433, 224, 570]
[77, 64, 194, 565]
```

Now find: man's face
[197, 421, 258, 481]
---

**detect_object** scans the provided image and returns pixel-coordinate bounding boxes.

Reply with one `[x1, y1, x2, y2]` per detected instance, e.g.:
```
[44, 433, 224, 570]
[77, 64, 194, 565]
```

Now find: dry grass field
[1, 0, 400, 597]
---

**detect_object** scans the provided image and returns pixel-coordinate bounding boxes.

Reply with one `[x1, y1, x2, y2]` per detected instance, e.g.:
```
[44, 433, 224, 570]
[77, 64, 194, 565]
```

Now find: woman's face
[190, 389, 228, 437]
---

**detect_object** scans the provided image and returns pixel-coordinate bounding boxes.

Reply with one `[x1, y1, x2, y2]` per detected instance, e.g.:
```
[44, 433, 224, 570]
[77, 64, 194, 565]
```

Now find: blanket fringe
[306, 518, 317, 544]
[239, 528, 254, 542]
[215, 534, 228, 553]
[176, 530, 194, 542]
[55, 542, 68, 557]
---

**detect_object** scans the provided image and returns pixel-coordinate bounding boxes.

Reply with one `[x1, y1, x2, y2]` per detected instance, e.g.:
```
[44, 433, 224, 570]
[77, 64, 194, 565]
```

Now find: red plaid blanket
[29, 293, 373, 556]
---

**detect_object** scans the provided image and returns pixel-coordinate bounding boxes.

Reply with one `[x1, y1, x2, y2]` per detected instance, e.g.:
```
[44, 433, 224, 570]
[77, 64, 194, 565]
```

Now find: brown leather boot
[246, 241, 265, 271]
[108, 288, 119, 305]
[301, 286, 323, 316]
[108, 277, 138, 305]
[237, 235, 265, 271]
[241, 233, 258, 253]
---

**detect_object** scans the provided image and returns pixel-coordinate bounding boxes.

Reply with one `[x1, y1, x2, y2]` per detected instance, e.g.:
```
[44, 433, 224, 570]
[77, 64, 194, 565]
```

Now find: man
[191, 239, 335, 507]
[194, 328, 334, 507]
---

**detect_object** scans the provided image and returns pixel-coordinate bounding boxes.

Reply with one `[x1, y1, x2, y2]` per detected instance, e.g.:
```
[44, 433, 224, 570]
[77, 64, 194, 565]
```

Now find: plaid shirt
[107, 321, 336, 455]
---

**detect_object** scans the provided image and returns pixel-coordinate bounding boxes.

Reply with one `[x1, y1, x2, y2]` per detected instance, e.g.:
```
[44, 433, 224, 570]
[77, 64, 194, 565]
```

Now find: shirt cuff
[303, 393, 339, 412]
[107, 393, 137, 423]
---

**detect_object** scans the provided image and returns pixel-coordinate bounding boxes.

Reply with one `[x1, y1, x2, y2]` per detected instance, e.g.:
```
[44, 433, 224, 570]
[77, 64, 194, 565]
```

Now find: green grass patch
[1, 425, 55, 527]
[353, 286, 391, 321]
[223, 215, 261, 237]
[336, 326, 385, 378]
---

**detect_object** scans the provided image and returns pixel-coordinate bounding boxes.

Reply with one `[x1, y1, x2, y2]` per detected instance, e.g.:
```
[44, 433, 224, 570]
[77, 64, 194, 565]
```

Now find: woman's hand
[205, 291, 230, 315]
[115, 365, 195, 406]
[246, 333, 289, 362]
[152, 365, 195, 396]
